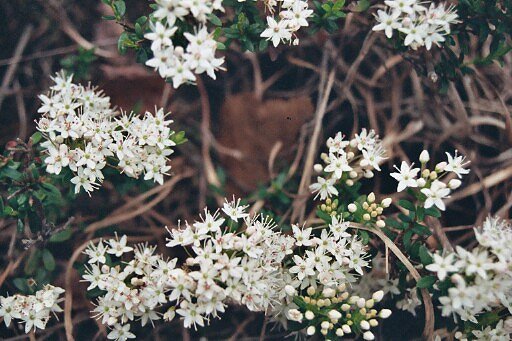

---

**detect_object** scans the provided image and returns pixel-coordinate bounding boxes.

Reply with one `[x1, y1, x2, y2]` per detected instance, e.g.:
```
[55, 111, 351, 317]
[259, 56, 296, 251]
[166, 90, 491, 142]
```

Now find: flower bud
[372, 290, 384, 302]
[363, 213, 371, 221]
[376, 220, 386, 228]
[328, 310, 342, 320]
[321, 321, 330, 329]
[419, 150, 430, 163]
[364, 170, 374, 178]
[348, 203, 357, 213]
[357, 297, 366, 308]
[336, 328, 344, 336]
[306, 326, 316, 335]
[342, 324, 351, 334]
[287, 309, 303, 322]
[346, 179, 354, 186]
[284, 285, 296, 296]
[307, 286, 316, 296]
[363, 331, 375, 340]
[365, 299, 375, 308]
[435, 161, 447, 172]
[360, 320, 370, 330]
[341, 304, 351, 311]
[367, 192, 375, 203]
[381, 198, 392, 207]
[369, 319, 378, 327]
[305, 310, 315, 320]
[416, 178, 426, 187]
[314, 164, 323, 173]
[504, 317, 512, 333]
[379, 309, 392, 318]
[322, 288, 336, 298]
[448, 179, 461, 189]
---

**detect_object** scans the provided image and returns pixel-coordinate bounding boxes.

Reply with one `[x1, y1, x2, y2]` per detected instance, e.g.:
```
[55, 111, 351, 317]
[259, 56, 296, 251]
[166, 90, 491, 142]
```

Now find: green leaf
[417, 275, 437, 289]
[354, 0, 370, 12]
[0, 167, 23, 181]
[30, 131, 43, 144]
[42, 249, 56, 271]
[398, 199, 415, 211]
[208, 13, 222, 26]
[24, 249, 41, 275]
[113, 0, 126, 17]
[49, 229, 73, 243]
[424, 207, 441, 218]
[419, 245, 433, 265]
[102, 15, 116, 20]
[13, 278, 29, 293]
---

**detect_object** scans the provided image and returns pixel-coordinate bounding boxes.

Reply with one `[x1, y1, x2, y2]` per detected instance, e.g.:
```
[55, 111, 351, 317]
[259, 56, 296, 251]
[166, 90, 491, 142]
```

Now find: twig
[0, 25, 33, 112]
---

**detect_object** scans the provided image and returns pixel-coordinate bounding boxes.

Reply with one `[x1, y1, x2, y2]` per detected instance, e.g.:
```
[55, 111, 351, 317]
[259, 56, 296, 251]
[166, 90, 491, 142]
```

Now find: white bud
[364, 170, 374, 178]
[448, 179, 461, 189]
[321, 321, 330, 329]
[376, 220, 385, 228]
[336, 328, 344, 336]
[322, 288, 336, 298]
[381, 198, 392, 207]
[435, 161, 447, 172]
[365, 299, 375, 308]
[342, 324, 351, 334]
[419, 150, 430, 163]
[360, 159, 369, 167]
[369, 319, 378, 327]
[363, 331, 375, 340]
[372, 290, 384, 302]
[284, 285, 296, 296]
[357, 297, 366, 308]
[287, 309, 303, 322]
[348, 203, 357, 213]
[360, 320, 370, 330]
[379, 309, 392, 318]
[307, 286, 316, 296]
[363, 213, 371, 221]
[306, 326, 316, 335]
[314, 164, 323, 173]
[416, 178, 426, 187]
[341, 304, 351, 311]
[349, 170, 358, 178]
[504, 317, 512, 333]
[305, 310, 315, 320]
[346, 179, 354, 186]
[328, 310, 342, 320]
[349, 296, 359, 304]
[347, 151, 355, 159]
[367, 192, 375, 203]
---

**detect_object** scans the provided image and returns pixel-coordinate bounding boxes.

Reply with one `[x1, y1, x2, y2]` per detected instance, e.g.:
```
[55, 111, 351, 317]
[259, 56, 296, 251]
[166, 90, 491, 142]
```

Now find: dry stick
[196, 77, 223, 209]
[425, 216, 453, 252]
[348, 223, 435, 340]
[0, 25, 33, 111]
[43, 0, 115, 59]
[84, 172, 193, 234]
[227, 315, 256, 341]
[291, 69, 336, 223]
[14, 79, 28, 141]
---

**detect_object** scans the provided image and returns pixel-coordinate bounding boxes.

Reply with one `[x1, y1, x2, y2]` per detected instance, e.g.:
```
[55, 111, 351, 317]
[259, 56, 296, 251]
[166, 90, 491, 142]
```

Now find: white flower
[426, 252, 459, 280]
[324, 153, 353, 179]
[292, 224, 313, 247]
[372, 10, 401, 38]
[260, 17, 292, 47]
[390, 161, 420, 192]
[107, 324, 136, 341]
[421, 180, 451, 210]
[222, 197, 249, 221]
[107, 234, 134, 257]
[444, 151, 470, 178]
[309, 176, 338, 200]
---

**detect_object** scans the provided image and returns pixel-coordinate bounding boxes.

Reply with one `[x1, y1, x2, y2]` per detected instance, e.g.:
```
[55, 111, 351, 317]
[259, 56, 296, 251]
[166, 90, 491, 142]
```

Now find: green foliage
[60, 48, 97, 80]
[310, 0, 346, 33]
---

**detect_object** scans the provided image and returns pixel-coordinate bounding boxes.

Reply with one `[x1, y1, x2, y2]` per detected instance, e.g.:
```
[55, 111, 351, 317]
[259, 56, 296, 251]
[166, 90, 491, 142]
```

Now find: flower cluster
[36, 72, 177, 194]
[426, 217, 512, 335]
[310, 129, 386, 200]
[258, 0, 313, 47]
[372, 0, 459, 50]
[288, 217, 370, 288]
[284, 284, 392, 340]
[0, 285, 64, 334]
[390, 150, 469, 211]
[82, 199, 294, 339]
[145, 0, 225, 88]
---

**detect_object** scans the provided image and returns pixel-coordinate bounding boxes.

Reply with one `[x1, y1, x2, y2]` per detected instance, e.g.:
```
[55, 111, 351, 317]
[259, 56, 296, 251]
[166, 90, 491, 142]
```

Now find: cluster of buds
[285, 284, 391, 340]
[347, 192, 392, 228]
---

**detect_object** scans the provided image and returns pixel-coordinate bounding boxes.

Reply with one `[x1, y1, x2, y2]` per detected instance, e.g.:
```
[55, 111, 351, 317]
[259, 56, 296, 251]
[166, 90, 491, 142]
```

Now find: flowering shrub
[427, 216, 512, 340]
[372, 1, 459, 50]
[36, 72, 184, 194]
[0, 285, 64, 333]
